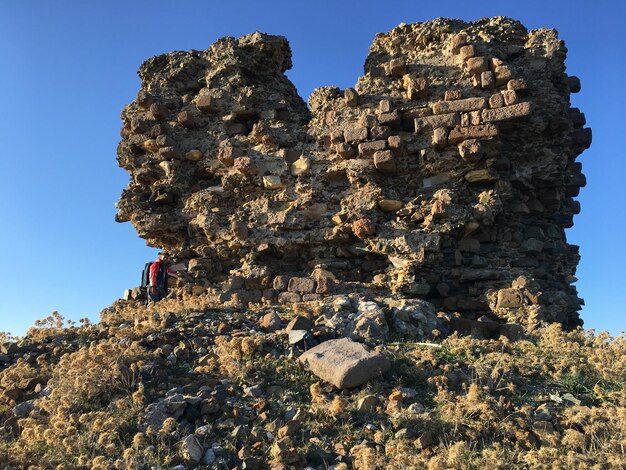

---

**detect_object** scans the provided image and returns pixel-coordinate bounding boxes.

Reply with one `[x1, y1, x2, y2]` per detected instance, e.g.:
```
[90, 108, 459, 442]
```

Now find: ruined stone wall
[116, 17, 590, 329]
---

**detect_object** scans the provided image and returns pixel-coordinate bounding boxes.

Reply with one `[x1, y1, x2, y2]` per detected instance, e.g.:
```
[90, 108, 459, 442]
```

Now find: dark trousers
[147, 286, 166, 304]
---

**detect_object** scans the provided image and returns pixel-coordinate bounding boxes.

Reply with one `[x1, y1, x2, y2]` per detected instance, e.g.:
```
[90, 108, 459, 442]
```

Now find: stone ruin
[115, 17, 591, 333]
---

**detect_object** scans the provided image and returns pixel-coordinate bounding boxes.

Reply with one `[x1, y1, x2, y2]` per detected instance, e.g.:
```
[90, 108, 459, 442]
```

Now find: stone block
[298, 338, 391, 389]
[464, 169, 497, 184]
[489, 93, 504, 109]
[334, 142, 355, 159]
[481, 71, 495, 89]
[329, 130, 345, 143]
[273, 275, 289, 291]
[458, 238, 480, 253]
[481, 102, 531, 123]
[459, 44, 475, 61]
[370, 125, 391, 140]
[195, 95, 213, 113]
[343, 126, 369, 142]
[278, 292, 302, 303]
[502, 90, 518, 105]
[378, 110, 401, 129]
[414, 112, 460, 132]
[451, 32, 468, 53]
[406, 77, 429, 100]
[445, 90, 462, 101]
[507, 78, 528, 92]
[432, 97, 487, 115]
[494, 66, 512, 86]
[379, 100, 392, 113]
[344, 88, 358, 107]
[373, 150, 396, 174]
[358, 114, 377, 129]
[388, 58, 407, 77]
[496, 288, 523, 308]
[288, 277, 317, 293]
[448, 124, 498, 144]
[466, 57, 488, 75]
[458, 139, 483, 162]
[226, 122, 246, 135]
[387, 135, 403, 150]
[358, 140, 387, 157]
[432, 127, 448, 149]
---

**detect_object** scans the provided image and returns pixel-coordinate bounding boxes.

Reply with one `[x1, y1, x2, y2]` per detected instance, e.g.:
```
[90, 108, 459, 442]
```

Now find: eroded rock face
[116, 18, 590, 329]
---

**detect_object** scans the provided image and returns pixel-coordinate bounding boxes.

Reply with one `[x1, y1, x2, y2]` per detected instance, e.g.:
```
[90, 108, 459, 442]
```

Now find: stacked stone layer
[117, 18, 590, 329]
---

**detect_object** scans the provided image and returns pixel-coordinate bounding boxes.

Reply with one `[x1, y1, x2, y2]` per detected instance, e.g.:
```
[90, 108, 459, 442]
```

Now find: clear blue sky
[0, 1, 623, 336]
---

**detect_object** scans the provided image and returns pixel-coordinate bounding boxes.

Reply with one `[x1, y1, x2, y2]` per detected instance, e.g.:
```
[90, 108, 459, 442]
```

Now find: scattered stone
[298, 338, 391, 389]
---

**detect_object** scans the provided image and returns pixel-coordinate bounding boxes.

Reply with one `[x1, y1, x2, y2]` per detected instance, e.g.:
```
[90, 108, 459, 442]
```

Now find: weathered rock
[116, 20, 590, 331]
[299, 338, 391, 389]
[180, 435, 204, 464]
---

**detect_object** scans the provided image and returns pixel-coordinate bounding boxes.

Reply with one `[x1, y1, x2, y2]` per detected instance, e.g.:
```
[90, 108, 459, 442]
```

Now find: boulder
[298, 338, 390, 389]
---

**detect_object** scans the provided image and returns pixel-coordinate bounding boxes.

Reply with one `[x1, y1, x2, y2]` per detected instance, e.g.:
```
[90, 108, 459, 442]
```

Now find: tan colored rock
[185, 149, 203, 161]
[298, 338, 391, 389]
[458, 139, 483, 162]
[290, 156, 310, 176]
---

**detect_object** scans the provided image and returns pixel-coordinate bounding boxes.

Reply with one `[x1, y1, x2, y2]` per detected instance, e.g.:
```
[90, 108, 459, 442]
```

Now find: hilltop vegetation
[0, 298, 624, 469]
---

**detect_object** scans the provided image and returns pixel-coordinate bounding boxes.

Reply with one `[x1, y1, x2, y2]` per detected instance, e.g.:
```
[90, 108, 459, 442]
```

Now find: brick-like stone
[495, 66, 512, 86]
[489, 93, 504, 109]
[451, 33, 468, 54]
[466, 57, 488, 75]
[406, 77, 429, 100]
[445, 90, 462, 101]
[448, 124, 498, 144]
[388, 58, 407, 77]
[273, 275, 289, 291]
[345, 88, 358, 107]
[358, 140, 387, 157]
[458, 139, 483, 162]
[343, 126, 369, 142]
[334, 142, 355, 159]
[459, 44, 475, 61]
[370, 126, 391, 140]
[432, 97, 487, 114]
[288, 277, 316, 293]
[415, 112, 460, 131]
[502, 90, 518, 106]
[298, 338, 391, 389]
[373, 150, 396, 174]
[196, 95, 213, 113]
[464, 169, 497, 184]
[387, 135, 403, 150]
[432, 127, 448, 149]
[481, 102, 531, 123]
[378, 110, 401, 128]
[507, 78, 528, 92]
[379, 100, 392, 113]
[149, 103, 168, 120]
[496, 288, 523, 308]
[278, 292, 302, 303]
[481, 71, 495, 89]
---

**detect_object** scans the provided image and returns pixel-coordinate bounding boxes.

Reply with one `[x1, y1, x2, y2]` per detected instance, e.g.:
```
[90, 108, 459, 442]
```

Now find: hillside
[0, 299, 624, 469]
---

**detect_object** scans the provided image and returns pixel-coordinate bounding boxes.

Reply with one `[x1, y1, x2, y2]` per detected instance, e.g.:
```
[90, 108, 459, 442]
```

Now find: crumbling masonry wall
[116, 17, 590, 329]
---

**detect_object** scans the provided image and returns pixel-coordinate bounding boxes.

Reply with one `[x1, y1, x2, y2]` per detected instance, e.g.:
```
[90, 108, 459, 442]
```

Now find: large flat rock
[298, 338, 390, 389]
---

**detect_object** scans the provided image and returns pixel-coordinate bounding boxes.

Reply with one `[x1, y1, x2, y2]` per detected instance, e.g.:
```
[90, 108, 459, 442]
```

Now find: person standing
[148, 252, 178, 303]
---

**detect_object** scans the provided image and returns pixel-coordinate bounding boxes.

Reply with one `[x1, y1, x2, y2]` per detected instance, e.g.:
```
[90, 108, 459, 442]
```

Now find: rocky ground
[0, 297, 624, 469]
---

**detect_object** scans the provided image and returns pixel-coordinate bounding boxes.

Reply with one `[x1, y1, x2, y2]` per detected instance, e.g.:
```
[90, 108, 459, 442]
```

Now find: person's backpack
[140, 262, 153, 288]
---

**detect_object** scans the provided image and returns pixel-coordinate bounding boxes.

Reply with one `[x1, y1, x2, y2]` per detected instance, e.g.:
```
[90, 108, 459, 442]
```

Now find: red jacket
[149, 260, 177, 287]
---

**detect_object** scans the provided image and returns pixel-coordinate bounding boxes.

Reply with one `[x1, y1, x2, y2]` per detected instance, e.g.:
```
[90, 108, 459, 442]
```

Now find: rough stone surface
[298, 338, 391, 389]
[116, 18, 590, 330]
